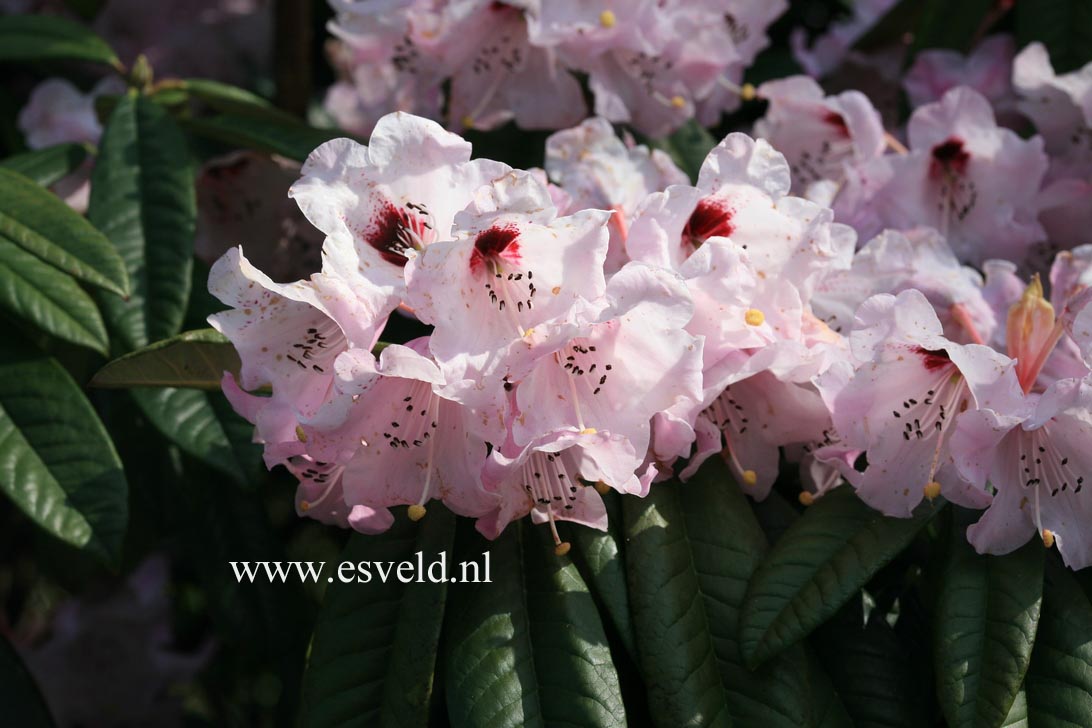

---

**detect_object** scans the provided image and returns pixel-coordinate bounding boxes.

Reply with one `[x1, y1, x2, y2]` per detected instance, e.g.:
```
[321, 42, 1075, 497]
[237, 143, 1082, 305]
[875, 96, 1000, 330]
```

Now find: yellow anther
[670, 95, 686, 108]
[296, 425, 307, 442]
[299, 500, 311, 512]
[740, 82, 756, 101]
[741, 469, 757, 487]
[594, 480, 611, 495]
[924, 481, 942, 501]
[599, 9, 616, 28]
[461, 115, 475, 129]
[523, 327, 535, 339]
[1042, 529, 1055, 548]
[408, 504, 427, 522]
[745, 308, 765, 326]
[798, 491, 815, 506]
[554, 541, 572, 556]
[580, 427, 598, 435]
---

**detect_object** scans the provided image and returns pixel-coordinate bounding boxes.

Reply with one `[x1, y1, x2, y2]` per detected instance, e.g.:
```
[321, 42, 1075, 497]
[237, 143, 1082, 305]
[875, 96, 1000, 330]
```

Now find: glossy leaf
[302, 508, 455, 728]
[0, 340, 127, 564]
[0, 14, 121, 68]
[0, 632, 54, 727]
[1001, 690, 1028, 728]
[89, 92, 195, 351]
[0, 167, 127, 297]
[444, 521, 625, 728]
[91, 328, 239, 390]
[0, 235, 109, 354]
[741, 486, 942, 668]
[624, 462, 818, 728]
[934, 511, 1044, 728]
[1025, 560, 1092, 727]
[184, 113, 346, 162]
[0, 143, 89, 187]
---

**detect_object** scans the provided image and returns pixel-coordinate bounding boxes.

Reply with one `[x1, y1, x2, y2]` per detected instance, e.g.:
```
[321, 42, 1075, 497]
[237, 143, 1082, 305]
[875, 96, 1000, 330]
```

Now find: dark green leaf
[0, 338, 127, 564]
[0, 14, 121, 68]
[0, 143, 90, 188]
[1025, 560, 1092, 726]
[0, 631, 54, 727]
[1001, 690, 1028, 728]
[0, 167, 128, 297]
[624, 462, 817, 728]
[934, 511, 1044, 728]
[91, 328, 239, 389]
[1016, 0, 1092, 74]
[646, 120, 717, 183]
[302, 508, 455, 728]
[909, 0, 994, 56]
[444, 521, 626, 728]
[184, 113, 346, 162]
[89, 92, 196, 351]
[741, 486, 942, 668]
[0, 236, 109, 354]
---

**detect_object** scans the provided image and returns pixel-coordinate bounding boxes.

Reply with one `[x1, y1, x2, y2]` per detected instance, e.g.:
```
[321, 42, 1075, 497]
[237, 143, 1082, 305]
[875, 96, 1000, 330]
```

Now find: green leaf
[741, 486, 942, 668]
[909, 0, 994, 55]
[1025, 560, 1092, 726]
[184, 113, 346, 162]
[646, 120, 717, 183]
[131, 387, 254, 484]
[624, 462, 818, 728]
[0, 14, 121, 68]
[302, 508, 455, 728]
[934, 511, 1044, 728]
[91, 328, 239, 389]
[444, 520, 626, 728]
[1001, 690, 1028, 728]
[1016, 0, 1092, 74]
[89, 92, 196, 351]
[1, 143, 90, 188]
[0, 338, 127, 564]
[0, 167, 128, 297]
[0, 235, 109, 354]
[0, 632, 54, 727]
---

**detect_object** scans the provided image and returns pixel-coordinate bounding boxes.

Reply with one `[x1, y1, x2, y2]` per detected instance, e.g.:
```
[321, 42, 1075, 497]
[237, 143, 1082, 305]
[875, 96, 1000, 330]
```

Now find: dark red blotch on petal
[915, 346, 952, 371]
[367, 201, 418, 267]
[683, 197, 735, 248]
[823, 110, 850, 139]
[930, 137, 970, 178]
[470, 224, 521, 273]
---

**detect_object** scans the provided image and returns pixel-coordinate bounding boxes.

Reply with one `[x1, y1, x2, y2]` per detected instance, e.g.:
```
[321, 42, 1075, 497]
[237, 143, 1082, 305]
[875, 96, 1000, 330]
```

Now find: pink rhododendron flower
[903, 35, 1016, 115]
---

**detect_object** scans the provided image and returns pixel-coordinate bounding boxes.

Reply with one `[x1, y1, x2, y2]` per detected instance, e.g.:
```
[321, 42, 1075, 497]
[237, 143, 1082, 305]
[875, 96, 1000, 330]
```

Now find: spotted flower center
[367, 199, 437, 266]
[683, 196, 735, 250]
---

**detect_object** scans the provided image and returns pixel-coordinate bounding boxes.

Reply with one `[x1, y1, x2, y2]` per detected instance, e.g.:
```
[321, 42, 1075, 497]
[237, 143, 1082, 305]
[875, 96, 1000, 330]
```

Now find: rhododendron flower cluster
[212, 36, 1092, 570]
[323, 0, 784, 137]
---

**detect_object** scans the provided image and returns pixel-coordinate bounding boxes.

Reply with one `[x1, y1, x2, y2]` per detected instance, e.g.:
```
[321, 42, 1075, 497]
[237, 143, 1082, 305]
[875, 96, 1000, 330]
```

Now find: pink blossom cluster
[323, 0, 785, 137]
[212, 39, 1092, 567]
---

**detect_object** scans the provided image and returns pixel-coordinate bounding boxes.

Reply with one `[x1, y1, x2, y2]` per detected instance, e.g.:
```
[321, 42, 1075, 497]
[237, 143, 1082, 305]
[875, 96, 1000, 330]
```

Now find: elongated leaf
[741, 486, 942, 668]
[0, 340, 127, 564]
[0, 14, 121, 68]
[0, 632, 54, 727]
[625, 462, 820, 728]
[0, 167, 127, 297]
[131, 387, 254, 484]
[1016, 0, 1092, 74]
[1, 143, 89, 187]
[1001, 690, 1028, 728]
[0, 235, 108, 354]
[444, 521, 625, 728]
[89, 92, 195, 351]
[184, 113, 346, 162]
[1025, 560, 1092, 727]
[935, 511, 1044, 728]
[302, 508, 455, 728]
[91, 328, 238, 389]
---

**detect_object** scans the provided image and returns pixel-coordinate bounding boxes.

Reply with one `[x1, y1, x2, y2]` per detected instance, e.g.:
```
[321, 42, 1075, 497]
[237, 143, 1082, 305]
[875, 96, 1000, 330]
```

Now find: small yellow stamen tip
[461, 115, 474, 129]
[670, 95, 686, 109]
[1042, 529, 1055, 548]
[741, 83, 756, 101]
[580, 427, 598, 435]
[745, 308, 765, 326]
[523, 327, 535, 339]
[594, 480, 611, 495]
[598, 9, 616, 28]
[741, 469, 757, 487]
[295, 425, 307, 443]
[407, 504, 427, 522]
[798, 491, 815, 506]
[299, 500, 311, 512]
[554, 541, 572, 556]
[924, 481, 942, 500]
